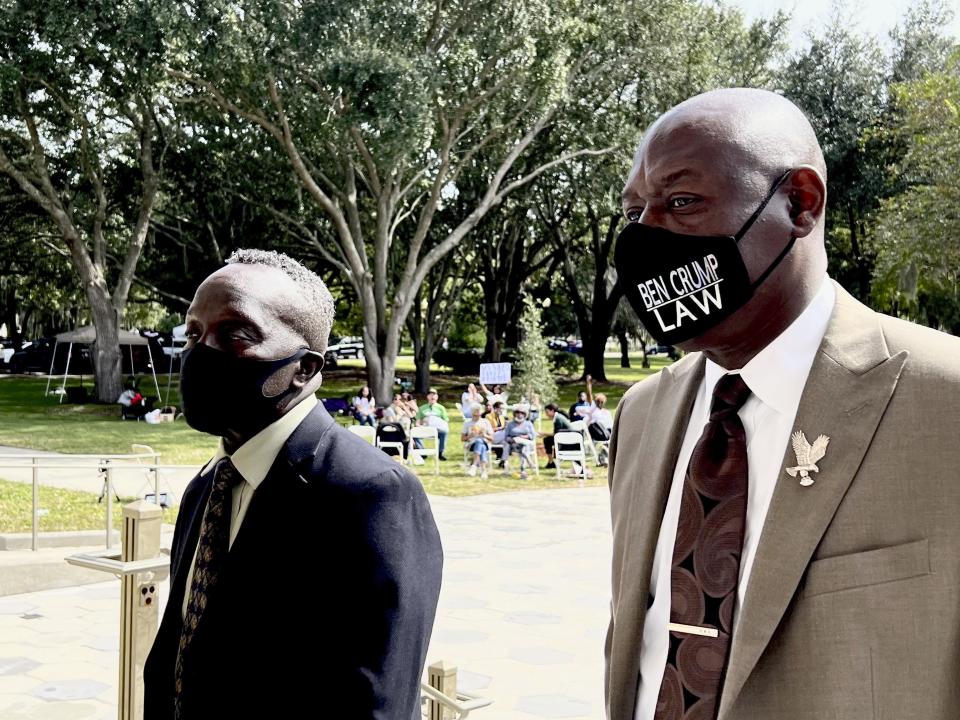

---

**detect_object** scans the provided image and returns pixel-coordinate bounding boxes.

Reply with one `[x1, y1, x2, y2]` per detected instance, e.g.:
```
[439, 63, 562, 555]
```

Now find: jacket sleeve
[337, 465, 444, 719]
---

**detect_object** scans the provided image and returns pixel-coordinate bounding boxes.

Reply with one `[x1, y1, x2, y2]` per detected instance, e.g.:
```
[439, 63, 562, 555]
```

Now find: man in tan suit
[606, 88, 960, 720]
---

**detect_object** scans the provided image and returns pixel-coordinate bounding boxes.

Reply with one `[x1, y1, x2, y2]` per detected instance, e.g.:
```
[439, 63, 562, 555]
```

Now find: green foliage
[871, 49, 960, 332]
[432, 348, 482, 375]
[550, 350, 582, 378]
[514, 297, 557, 404]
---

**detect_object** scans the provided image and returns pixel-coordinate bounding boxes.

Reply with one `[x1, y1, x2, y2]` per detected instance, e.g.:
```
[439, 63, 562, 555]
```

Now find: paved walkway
[0, 446, 197, 500]
[0, 487, 613, 719]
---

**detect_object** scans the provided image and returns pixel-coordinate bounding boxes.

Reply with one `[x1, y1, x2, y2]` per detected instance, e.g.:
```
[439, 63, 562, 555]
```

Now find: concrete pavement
[0, 486, 614, 719]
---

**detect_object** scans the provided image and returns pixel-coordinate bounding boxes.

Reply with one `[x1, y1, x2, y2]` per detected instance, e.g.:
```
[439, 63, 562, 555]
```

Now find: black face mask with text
[614, 171, 793, 346]
[179, 343, 314, 437]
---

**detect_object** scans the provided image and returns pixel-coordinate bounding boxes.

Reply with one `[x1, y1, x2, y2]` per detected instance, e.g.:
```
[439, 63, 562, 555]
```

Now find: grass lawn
[0, 478, 178, 533]
[0, 354, 672, 529]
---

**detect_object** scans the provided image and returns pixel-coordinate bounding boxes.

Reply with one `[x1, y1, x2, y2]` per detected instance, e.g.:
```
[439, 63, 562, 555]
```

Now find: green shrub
[551, 350, 582, 377]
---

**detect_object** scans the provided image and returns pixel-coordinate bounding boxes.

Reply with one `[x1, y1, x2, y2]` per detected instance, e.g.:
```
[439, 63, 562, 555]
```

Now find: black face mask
[179, 343, 314, 437]
[615, 171, 793, 346]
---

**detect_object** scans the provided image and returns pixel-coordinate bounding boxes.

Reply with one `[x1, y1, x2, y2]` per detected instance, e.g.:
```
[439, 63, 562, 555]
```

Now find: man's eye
[625, 207, 643, 222]
[668, 196, 697, 209]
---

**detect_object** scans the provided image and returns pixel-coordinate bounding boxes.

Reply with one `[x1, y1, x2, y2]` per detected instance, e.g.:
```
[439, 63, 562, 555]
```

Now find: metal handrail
[0, 450, 196, 551]
[420, 683, 493, 718]
[65, 547, 170, 577]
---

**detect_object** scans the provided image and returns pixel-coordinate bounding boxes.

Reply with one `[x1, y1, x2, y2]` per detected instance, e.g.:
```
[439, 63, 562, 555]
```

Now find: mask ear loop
[732, 169, 797, 290]
[733, 169, 793, 243]
[260, 347, 314, 399]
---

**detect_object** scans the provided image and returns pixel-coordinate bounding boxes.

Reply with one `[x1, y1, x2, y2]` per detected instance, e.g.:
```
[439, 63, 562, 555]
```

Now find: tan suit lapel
[610, 354, 704, 720]
[718, 285, 909, 719]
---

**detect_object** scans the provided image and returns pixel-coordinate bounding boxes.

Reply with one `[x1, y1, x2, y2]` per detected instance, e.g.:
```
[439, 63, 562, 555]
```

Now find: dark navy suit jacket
[143, 402, 443, 719]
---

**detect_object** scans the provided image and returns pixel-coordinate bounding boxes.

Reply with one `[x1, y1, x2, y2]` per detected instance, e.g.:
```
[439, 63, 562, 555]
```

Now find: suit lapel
[156, 470, 213, 638]
[718, 286, 909, 718]
[224, 401, 335, 562]
[610, 354, 704, 720]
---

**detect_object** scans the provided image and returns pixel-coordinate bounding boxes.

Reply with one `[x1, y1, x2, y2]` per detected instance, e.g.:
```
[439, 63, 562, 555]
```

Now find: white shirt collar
[704, 277, 835, 415]
[201, 394, 318, 488]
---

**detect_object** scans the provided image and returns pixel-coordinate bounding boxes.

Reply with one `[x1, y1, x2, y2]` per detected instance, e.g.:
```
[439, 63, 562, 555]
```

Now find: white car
[327, 335, 364, 359]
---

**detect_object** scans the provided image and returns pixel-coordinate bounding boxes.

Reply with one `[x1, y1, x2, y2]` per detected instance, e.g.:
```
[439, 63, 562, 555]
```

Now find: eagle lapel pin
[786, 430, 830, 487]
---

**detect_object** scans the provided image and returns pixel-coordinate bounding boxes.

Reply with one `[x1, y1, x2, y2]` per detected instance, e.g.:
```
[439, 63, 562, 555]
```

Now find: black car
[9, 338, 93, 374]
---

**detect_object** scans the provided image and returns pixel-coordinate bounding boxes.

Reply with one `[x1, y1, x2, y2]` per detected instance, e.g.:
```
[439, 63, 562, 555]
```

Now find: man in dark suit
[144, 248, 443, 719]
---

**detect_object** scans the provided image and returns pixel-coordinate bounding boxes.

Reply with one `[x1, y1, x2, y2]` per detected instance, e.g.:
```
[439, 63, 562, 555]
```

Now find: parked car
[645, 344, 678, 359]
[327, 335, 364, 359]
[1, 339, 27, 369]
[8, 338, 93, 374]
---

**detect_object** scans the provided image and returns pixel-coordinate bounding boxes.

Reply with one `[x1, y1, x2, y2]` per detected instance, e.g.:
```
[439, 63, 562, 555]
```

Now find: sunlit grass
[0, 353, 671, 511]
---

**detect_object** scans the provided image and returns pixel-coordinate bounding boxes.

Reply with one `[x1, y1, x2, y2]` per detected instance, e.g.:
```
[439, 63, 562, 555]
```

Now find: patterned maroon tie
[655, 373, 752, 720]
[174, 458, 242, 719]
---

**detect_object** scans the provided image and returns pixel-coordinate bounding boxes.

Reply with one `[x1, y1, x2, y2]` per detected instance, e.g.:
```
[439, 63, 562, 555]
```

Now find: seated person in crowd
[415, 388, 450, 461]
[460, 383, 483, 419]
[480, 382, 508, 406]
[352, 385, 377, 426]
[503, 405, 537, 479]
[569, 388, 590, 421]
[542, 402, 573, 469]
[486, 400, 507, 462]
[461, 404, 493, 479]
[583, 375, 613, 440]
[390, 393, 413, 430]
[400, 391, 419, 419]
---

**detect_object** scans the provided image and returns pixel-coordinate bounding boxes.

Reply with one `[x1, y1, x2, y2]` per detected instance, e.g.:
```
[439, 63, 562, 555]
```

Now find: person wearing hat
[503, 404, 537, 479]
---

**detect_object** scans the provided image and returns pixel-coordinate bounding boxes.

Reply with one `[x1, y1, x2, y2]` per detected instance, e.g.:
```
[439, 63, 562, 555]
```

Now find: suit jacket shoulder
[876, 310, 960, 384]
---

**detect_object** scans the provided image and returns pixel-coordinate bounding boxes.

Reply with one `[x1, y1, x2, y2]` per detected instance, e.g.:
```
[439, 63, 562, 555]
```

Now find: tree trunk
[414, 335, 433, 394]
[581, 332, 607, 380]
[641, 343, 650, 369]
[618, 330, 631, 368]
[86, 285, 123, 403]
[364, 345, 399, 407]
[484, 330, 502, 362]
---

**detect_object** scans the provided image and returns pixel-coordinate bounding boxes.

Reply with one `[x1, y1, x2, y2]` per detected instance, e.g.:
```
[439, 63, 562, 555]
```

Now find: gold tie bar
[668, 622, 719, 638]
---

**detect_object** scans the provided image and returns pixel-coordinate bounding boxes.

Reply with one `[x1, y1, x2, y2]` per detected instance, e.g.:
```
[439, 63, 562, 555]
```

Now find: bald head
[620, 87, 830, 368]
[631, 88, 825, 204]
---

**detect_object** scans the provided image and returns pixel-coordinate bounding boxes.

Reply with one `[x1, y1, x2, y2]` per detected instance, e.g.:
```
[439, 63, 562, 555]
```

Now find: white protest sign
[479, 362, 511, 385]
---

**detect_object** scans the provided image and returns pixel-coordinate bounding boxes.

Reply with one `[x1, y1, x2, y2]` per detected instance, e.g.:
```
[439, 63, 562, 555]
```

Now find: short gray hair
[225, 248, 335, 352]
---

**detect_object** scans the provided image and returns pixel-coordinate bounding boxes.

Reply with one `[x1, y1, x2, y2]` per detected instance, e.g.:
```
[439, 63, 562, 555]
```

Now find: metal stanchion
[31, 456, 40, 552]
[120, 500, 162, 720]
[105, 461, 114, 549]
[428, 661, 458, 720]
[66, 500, 167, 720]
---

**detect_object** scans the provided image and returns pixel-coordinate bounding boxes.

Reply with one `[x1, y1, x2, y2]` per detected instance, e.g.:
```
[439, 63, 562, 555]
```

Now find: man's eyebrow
[658, 168, 698, 187]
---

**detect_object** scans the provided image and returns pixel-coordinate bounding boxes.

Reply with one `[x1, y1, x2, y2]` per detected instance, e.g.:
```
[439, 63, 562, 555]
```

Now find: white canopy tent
[162, 323, 189, 404]
[45, 326, 161, 402]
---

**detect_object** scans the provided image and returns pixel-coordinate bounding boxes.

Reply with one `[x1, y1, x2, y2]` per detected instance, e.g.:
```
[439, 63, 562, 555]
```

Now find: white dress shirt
[634, 278, 835, 719]
[181, 394, 318, 618]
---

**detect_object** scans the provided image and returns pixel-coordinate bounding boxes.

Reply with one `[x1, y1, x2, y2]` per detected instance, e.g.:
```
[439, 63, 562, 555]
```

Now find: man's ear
[786, 165, 826, 238]
[292, 352, 324, 387]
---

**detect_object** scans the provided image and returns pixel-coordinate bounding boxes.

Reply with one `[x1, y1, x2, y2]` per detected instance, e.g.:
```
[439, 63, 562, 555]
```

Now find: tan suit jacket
[605, 284, 960, 720]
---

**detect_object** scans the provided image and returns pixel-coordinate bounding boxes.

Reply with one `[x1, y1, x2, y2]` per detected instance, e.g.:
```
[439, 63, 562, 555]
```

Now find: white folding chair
[348, 425, 376, 445]
[554, 431, 589, 481]
[503, 437, 539, 477]
[569, 420, 601, 465]
[409, 426, 440, 475]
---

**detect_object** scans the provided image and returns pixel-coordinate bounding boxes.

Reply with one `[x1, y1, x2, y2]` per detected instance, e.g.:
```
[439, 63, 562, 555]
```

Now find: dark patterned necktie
[655, 373, 752, 720]
[174, 458, 243, 719]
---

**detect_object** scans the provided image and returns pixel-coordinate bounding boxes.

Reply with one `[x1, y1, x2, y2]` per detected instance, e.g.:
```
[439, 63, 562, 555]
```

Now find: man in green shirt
[543, 402, 573, 469]
[415, 388, 450, 460]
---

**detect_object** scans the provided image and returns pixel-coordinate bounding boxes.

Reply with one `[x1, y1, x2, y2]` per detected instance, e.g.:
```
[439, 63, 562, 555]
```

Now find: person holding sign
[605, 88, 960, 720]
